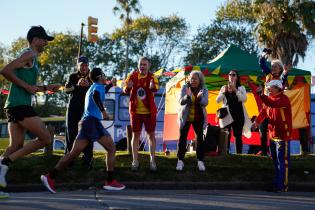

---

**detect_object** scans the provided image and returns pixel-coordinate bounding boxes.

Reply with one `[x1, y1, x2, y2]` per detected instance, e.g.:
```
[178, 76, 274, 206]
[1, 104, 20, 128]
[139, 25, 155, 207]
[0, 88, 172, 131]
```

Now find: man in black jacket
[64, 55, 93, 167]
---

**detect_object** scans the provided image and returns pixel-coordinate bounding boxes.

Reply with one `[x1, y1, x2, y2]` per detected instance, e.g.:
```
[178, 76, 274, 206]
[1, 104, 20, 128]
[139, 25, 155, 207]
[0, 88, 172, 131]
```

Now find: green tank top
[4, 49, 39, 108]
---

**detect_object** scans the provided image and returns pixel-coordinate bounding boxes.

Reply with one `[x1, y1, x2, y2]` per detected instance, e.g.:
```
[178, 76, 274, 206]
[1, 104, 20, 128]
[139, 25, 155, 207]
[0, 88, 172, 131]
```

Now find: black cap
[27, 26, 54, 43]
[77, 55, 89, 64]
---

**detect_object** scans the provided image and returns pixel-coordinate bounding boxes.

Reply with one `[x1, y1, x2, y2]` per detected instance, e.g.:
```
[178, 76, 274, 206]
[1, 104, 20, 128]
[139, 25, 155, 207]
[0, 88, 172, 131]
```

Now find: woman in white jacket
[216, 70, 251, 154]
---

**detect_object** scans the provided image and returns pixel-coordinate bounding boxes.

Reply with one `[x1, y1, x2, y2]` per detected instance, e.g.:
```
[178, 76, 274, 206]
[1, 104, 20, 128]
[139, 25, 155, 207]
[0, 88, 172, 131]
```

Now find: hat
[266, 80, 283, 89]
[77, 55, 89, 64]
[27, 26, 54, 42]
[271, 59, 284, 70]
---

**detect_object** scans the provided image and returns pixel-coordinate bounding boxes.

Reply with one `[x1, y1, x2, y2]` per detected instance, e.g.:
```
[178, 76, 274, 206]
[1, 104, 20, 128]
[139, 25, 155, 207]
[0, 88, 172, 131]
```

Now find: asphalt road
[1, 189, 315, 210]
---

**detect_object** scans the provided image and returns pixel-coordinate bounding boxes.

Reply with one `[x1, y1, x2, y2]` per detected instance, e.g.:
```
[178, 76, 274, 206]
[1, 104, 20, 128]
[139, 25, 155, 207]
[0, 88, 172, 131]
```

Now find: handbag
[218, 105, 234, 128]
[216, 107, 228, 119]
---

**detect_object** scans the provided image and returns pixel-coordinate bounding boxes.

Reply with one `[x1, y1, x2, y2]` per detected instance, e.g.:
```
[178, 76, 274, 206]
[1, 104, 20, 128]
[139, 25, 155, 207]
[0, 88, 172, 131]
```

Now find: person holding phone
[249, 48, 291, 156]
[216, 69, 251, 154]
[176, 70, 208, 171]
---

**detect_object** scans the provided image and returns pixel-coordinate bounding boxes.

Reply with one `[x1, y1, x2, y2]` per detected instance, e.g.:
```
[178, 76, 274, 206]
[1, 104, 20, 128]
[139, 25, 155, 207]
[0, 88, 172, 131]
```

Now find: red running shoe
[103, 179, 125, 191]
[41, 174, 56, 194]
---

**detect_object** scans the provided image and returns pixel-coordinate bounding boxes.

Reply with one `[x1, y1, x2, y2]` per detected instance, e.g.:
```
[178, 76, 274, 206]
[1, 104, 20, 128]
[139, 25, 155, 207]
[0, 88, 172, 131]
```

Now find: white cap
[266, 80, 283, 89]
[271, 59, 284, 70]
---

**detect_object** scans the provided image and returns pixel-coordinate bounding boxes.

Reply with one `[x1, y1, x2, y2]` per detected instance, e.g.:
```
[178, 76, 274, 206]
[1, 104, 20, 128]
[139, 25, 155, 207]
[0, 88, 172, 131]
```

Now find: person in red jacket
[123, 57, 159, 171]
[253, 80, 292, 192]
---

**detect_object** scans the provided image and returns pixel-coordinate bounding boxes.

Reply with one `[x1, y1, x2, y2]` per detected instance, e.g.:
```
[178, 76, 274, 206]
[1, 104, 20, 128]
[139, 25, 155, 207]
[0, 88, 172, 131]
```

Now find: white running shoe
[0, 163, 8, 188]
[176, 160, 184, 171]
[197, 160, 206, 172]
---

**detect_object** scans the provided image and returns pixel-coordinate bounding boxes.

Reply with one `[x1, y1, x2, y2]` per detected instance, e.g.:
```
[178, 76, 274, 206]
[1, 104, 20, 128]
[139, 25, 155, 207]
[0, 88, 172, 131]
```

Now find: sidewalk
[6, 181, 315, 192]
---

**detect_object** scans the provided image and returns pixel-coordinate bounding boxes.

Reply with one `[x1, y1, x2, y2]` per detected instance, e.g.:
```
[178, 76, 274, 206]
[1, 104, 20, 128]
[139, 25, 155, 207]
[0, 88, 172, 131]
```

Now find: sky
[1, 0, 314, 74]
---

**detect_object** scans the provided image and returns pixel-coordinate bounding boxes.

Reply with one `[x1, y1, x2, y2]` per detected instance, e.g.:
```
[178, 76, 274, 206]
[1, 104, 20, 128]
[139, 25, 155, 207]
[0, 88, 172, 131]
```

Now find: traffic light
[87, 16, 98, 42]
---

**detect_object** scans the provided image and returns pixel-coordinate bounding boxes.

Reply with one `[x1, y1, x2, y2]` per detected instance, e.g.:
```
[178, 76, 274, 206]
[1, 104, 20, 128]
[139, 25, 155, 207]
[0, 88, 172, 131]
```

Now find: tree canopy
[216, 0, 315, 65]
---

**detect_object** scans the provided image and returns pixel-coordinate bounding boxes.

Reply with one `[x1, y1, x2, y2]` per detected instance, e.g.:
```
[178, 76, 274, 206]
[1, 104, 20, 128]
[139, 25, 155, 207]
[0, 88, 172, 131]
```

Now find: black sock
[1, 157, 12, 166]
[107, 171, 114, 182]
[49, 168, 59, 179]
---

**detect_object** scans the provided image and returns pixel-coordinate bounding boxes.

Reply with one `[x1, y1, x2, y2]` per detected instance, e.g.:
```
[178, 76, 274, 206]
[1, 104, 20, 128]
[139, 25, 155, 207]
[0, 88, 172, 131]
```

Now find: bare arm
[1, 50, 39, 94]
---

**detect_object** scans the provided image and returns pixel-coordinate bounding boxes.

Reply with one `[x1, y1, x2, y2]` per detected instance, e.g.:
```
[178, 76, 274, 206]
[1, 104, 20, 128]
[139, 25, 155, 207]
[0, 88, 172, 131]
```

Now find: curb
[6, 181, 315, 192]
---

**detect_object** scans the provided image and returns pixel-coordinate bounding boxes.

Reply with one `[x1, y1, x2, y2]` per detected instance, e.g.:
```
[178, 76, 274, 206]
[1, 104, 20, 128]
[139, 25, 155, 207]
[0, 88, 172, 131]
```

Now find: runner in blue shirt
[41, 68, 125, 193]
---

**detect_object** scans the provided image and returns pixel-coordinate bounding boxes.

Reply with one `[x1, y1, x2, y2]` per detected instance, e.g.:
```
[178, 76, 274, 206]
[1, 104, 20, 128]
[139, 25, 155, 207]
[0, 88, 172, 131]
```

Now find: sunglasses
[229, 73, 236, 77]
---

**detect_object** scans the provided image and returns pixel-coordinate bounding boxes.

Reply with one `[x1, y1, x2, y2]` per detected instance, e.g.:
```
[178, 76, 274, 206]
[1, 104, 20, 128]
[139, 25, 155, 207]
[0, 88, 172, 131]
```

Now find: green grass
[1, 151, 314, 185]
[0, 138, 9, 149]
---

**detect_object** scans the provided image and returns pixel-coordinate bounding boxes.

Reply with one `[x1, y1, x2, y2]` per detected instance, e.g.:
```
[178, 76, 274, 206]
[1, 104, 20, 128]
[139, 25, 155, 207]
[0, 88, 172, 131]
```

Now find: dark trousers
[299, 128, 309, 153]
[177, 121, 204, 161]
[226, 120, 244, 154]
[65, 110, 93, 164]
[270, 139, 290, 191]
[259, 118, 269, 154]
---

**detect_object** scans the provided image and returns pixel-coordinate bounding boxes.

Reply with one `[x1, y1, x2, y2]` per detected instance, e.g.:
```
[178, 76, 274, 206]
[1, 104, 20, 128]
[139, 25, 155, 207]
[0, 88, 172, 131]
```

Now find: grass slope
[2, 151, 314, 186]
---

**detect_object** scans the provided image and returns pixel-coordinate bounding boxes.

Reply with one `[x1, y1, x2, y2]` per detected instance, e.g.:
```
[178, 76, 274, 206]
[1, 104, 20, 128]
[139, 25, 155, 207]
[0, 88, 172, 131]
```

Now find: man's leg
[98, 136, 125, 190]
[131, 131, 141, 168]
[130, 113, 141, 170]
[0, 122, 25, 188]
[147, 132, 156, 162]
[65, 121, 76, 154]
[2, 122, 25, 157]
[98, 136, 115, 171]
[7, 116, 51, 162]
[277, 140, 290, 192]
[259, 119, 269, 155]
[143, 114, 157, 171]
[41, 139, 88, 193]
[82, 141, 94, 167]
[56, 139, 89, 171]
[269, 139, 279, 188]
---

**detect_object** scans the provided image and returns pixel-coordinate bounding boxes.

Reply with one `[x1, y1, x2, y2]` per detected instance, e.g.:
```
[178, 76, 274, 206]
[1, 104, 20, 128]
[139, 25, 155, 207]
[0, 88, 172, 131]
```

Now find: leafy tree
[185, 20, 259, 65]
[216, 0, 315, 65]
[113, 0, 141, 75]
[111, 15, 188, 76]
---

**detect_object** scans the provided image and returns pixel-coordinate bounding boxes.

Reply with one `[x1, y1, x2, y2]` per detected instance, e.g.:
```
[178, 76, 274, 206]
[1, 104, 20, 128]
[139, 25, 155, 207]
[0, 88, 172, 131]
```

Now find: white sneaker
[0, 163, 8, 188]
[176, 160, 184, 171]
[197, 161, 206, 172]
[149, 161, 157, 172]
[131, 161, 139, 171]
